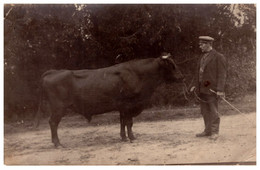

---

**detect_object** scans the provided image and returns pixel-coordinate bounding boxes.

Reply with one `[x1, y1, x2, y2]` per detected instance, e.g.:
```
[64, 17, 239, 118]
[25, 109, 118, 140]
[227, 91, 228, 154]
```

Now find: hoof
[129, 136, 136, 141]
[121, 138, 128, 142]
[57, 145, 65, 149]
[53, 141, 65, 148]
[54, 143, 65, 148]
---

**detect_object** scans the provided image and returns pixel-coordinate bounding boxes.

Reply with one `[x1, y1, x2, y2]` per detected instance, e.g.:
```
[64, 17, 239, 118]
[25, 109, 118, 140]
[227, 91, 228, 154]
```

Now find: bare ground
[4, 111, 256, 165]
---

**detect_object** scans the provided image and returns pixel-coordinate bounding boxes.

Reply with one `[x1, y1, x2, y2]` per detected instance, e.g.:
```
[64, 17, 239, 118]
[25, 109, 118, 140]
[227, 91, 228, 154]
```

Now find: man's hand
[216, 91, 225, 98]
[190, 86, 196, 93]
[210, 89, 225, 98]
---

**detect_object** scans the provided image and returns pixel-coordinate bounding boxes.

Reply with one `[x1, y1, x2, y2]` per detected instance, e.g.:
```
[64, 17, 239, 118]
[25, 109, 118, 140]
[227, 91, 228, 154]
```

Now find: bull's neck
[135, 60, 164, 91]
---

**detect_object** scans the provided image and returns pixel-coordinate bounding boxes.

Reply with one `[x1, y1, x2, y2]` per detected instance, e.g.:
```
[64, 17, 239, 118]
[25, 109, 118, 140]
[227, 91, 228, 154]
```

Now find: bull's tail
[34, 70, 56, 128]
[33, 82, 47, 129]
[33, 87, 43, 128]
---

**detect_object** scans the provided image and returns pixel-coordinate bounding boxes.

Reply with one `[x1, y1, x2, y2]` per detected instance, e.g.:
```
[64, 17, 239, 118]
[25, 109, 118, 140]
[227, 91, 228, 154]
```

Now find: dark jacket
[194, 49, 227, 95]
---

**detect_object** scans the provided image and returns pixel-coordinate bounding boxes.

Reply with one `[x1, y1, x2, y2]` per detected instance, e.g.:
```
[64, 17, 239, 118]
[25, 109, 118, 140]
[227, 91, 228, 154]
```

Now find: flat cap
[199, 36, 214, 41]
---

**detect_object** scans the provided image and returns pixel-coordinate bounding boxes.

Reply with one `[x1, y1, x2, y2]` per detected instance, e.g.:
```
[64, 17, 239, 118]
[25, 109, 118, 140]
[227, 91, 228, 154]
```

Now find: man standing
[190, 36, 227, 140]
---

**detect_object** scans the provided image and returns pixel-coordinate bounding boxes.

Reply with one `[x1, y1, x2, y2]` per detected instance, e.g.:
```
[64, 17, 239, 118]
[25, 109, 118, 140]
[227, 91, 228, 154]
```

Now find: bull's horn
[161, 53, 171, 59]
[162, 55, 169, 59]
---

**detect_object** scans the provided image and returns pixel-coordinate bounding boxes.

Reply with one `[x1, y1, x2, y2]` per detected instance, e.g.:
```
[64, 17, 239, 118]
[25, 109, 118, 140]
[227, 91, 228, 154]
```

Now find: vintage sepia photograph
[3, 3, 256, 165]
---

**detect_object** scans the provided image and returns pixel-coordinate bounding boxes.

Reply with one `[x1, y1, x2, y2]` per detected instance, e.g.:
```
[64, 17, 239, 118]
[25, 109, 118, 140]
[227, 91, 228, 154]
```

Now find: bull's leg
[120, 113, 127, 141]
[49, 112, 63, 147]
[126, 116, 136, 141]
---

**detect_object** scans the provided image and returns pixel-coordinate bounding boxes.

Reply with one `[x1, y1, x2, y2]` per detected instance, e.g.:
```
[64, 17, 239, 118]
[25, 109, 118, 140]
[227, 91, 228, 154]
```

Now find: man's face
[199, 41, 211, 52]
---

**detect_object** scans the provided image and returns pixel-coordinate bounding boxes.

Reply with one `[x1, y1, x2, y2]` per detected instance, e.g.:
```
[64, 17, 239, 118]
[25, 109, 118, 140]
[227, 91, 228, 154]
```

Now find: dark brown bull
[34, 54, 183, 147]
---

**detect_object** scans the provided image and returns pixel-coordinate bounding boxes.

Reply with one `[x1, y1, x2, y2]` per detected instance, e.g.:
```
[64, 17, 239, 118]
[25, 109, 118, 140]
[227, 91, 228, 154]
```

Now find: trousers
[199, 93, 220, 134]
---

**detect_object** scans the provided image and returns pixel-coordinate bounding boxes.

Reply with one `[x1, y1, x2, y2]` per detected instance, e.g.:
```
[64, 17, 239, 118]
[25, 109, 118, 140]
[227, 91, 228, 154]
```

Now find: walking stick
[210, 89, 254, 124]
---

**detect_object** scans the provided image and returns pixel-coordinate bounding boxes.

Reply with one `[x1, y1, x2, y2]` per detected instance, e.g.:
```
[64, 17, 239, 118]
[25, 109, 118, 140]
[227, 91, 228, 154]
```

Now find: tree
[4, 4, 256, 120]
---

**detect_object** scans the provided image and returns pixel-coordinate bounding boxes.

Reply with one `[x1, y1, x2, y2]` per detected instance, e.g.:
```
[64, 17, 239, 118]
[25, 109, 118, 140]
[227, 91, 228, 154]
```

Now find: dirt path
[4, 112, 256, 165]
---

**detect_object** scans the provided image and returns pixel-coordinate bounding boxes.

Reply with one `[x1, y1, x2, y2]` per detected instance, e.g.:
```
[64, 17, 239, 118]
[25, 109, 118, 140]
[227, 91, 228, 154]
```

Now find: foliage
[4, 4, 256, 120]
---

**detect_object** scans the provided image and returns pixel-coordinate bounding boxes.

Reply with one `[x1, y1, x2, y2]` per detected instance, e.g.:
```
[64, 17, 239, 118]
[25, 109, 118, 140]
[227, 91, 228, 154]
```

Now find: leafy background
[4, 4, 256, 121]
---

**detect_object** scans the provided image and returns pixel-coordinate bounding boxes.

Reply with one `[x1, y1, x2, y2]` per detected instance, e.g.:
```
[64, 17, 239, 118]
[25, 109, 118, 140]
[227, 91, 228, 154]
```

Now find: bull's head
[159, 53, 184, 83]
